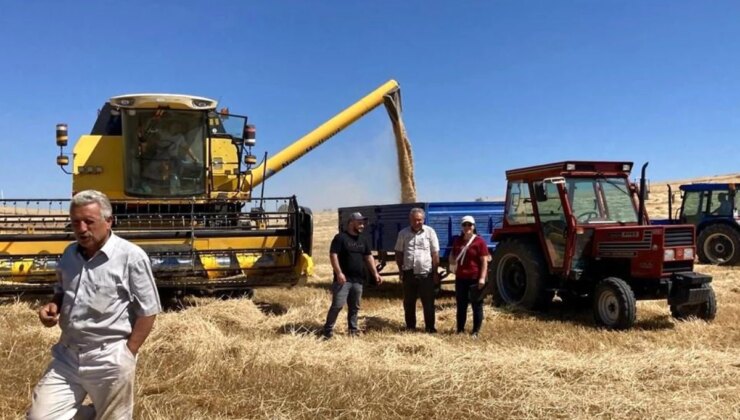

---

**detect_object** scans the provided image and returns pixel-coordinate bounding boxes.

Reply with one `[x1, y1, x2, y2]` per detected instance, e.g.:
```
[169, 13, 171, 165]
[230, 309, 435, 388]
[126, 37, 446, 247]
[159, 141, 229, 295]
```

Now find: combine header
[0, 80, 410, 293]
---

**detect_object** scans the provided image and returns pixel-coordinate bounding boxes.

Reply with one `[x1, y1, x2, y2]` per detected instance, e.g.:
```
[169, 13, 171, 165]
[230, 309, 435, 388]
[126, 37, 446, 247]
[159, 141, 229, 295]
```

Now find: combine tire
[670, 284, 717, 321]
[697, 224, 740, 265]
[592, 277, 636, 330]
[491, 239, 551, 309]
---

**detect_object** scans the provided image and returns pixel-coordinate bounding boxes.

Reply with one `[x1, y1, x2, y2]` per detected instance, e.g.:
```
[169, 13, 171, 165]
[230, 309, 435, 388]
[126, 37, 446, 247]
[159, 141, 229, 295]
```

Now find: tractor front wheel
[697, 224, 740, 265]
[670, 284, 717, 321]
[592, 277, 636, 330]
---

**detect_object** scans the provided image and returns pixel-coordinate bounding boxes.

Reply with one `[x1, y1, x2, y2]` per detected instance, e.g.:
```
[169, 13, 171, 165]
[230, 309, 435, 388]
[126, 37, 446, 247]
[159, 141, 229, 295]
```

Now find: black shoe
[425, 328, 438, 334]
[405, 326, 417, 332]
[348, 330, 362, 337]
[471, 331, 479, 339]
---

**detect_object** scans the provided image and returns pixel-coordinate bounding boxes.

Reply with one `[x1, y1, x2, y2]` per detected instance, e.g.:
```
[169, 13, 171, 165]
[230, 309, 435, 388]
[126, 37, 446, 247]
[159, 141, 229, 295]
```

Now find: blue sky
[1, 1, 738, 209]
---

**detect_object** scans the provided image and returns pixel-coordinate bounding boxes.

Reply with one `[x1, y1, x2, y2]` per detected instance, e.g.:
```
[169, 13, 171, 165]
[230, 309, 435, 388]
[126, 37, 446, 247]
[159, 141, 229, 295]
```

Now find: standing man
[322, 212, 383, 339]
[395, 207, 440, 333]
[28, 190, 161, 420]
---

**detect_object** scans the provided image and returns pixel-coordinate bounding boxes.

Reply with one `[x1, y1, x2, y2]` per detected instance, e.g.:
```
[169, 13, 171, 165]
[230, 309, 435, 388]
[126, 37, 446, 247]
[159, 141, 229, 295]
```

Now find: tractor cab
[666, 183, 740, 265]
[491, 161, 715, 329]
[498, 161, 643, 277]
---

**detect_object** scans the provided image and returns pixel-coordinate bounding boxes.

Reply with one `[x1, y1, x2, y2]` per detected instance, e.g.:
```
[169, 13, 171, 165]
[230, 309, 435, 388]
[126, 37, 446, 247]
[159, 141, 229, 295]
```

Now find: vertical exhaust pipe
[667, 184, 673, 221]
[638, 162, 649, 225]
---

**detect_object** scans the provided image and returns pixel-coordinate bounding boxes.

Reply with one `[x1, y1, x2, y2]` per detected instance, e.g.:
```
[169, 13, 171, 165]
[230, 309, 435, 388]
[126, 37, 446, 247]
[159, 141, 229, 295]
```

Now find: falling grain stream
[384, 92, 417, 203]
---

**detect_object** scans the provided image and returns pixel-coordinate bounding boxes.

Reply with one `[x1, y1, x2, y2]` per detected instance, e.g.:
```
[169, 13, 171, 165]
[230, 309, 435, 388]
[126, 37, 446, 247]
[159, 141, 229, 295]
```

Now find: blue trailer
[337, 201, 505, 276]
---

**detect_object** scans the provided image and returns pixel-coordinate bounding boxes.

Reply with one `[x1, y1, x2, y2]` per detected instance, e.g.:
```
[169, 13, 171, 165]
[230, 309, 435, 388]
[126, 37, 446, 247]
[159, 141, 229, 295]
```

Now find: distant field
[0, 176, 738, 419]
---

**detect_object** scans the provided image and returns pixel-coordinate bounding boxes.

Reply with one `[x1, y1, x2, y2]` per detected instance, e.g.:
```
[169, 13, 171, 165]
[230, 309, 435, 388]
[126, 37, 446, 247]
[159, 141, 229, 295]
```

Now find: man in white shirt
[394, 207, 440, 333]
[28, 190, 161, 420]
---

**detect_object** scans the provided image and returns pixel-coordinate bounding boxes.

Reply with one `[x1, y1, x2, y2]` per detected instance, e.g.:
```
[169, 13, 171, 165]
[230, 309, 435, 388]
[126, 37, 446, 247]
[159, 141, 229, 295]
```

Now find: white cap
[461, 215, 475, 225]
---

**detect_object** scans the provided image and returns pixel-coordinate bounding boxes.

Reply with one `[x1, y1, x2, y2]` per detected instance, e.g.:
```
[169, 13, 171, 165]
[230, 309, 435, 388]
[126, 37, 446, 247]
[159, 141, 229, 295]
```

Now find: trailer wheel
[697, 224, 740, 265]
[592, 277, 636, 330]
[491, 239, 551, 309]
[670, 284, 717, 321]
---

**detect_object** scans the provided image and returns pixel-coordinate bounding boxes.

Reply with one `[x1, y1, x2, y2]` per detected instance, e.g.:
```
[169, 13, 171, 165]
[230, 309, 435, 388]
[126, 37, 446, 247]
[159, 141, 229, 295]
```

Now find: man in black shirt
[322, 212, 383, 338]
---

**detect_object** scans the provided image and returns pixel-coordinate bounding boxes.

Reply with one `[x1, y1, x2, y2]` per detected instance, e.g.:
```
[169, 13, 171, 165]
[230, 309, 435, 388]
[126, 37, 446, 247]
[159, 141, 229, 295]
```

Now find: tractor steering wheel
[577, 211, 599, 222]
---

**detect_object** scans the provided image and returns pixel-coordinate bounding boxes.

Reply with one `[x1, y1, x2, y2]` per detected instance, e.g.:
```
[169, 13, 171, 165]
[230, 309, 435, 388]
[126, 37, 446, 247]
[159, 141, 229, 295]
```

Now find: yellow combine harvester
[0, 80, 407, 293]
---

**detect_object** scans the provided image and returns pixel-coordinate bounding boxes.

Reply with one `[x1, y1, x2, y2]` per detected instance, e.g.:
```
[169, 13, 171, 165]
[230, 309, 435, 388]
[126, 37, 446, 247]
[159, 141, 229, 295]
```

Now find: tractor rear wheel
[670, 284, 717, 321]
[491, 239, 552, 309]
[697, 224, 740, 265]
[592, 277, 636, 330]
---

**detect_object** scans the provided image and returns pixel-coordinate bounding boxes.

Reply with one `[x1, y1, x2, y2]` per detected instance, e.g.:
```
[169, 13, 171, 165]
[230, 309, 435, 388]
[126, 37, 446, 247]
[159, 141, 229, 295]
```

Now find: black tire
[487, 269, 504, 307]
[592, 277, 636, 330]
[490, 239, 551, 309]
[697, 224, 740, 265]
[670, 284, 717, 321]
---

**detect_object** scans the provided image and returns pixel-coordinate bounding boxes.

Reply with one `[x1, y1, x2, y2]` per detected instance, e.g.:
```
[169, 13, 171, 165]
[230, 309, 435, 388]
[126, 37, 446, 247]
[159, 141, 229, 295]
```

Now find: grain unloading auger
[0, 80, 410, 293]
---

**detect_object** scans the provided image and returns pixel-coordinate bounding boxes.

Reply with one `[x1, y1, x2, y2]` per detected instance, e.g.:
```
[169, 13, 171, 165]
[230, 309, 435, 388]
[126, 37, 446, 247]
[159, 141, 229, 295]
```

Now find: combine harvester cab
[654, 183, 740, 265]
[0, 80, 411, 293]
[490, 161, 716, 329]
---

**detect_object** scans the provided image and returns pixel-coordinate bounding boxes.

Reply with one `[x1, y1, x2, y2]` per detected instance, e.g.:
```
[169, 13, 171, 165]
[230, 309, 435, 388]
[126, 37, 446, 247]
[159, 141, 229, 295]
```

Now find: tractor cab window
[567, 177, 638, 224]
[681, 191, 704, 225]
[122, 109, 207, 197]
[534, 180, 566, 267]
[506, 181, 534, 225]
[710, 191, 733, 216]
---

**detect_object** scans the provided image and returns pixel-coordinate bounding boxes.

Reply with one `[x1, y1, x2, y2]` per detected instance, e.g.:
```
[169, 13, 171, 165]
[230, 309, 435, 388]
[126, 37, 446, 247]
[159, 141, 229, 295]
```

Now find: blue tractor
[660, 183, 739, 265]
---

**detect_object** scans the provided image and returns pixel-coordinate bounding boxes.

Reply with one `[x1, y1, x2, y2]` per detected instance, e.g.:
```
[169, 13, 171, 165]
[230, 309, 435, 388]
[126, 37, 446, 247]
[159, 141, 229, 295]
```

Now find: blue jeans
[323, 281, 363, 337]
[455, 279, 483, 334]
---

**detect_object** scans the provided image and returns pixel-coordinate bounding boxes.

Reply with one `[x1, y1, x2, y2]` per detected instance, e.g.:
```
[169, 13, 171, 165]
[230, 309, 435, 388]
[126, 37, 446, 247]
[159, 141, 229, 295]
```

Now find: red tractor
[490, 161, 716, 329]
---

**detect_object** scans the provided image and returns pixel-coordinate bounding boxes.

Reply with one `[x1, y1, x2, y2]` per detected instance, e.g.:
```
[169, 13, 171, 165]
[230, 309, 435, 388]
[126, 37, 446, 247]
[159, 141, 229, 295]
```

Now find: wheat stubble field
[0, 177, 739, 419]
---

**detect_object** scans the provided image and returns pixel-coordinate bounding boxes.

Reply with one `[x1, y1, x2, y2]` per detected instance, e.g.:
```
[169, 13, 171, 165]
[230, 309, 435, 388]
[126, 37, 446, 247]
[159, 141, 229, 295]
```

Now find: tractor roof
[679, 183, 737, 192]
[108, 93, 218, 111]
[505, 161, 634, 181]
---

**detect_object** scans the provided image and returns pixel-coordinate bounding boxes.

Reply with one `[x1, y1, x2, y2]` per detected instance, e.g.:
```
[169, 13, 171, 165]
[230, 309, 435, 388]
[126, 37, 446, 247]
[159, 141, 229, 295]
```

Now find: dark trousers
[323, 281, 363, 337]
[455, 279, 483, 333]
[402, 270, 436, 331]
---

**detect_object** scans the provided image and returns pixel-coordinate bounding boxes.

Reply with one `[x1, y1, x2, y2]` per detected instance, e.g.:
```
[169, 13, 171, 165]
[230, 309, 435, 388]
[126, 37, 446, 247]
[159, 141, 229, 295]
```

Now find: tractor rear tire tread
[491, 238, 552, 310]
[697, 224, 740, 265]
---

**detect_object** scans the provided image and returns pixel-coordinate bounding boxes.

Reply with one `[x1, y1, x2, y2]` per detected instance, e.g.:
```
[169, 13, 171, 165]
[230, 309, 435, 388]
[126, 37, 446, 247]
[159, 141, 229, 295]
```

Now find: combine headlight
[663, 249, 675, 261]
[192, 99, 213, 108]
[683, 248, 694, 260]
[622, 164, 632, 172]
[114, 98, 135, 107]
[566, 163, 576, 171]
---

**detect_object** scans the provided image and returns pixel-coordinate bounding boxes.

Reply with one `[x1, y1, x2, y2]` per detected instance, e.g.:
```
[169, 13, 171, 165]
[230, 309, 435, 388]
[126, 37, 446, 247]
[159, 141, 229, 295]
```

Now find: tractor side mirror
[534, 183, 548, 202]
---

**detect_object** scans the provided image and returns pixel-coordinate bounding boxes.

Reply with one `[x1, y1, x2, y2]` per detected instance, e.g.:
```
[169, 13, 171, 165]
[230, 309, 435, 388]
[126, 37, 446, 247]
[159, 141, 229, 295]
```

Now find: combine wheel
[491, 239, 551, 309]
[592, 277, 636, 330]
[670, 284, 717, 321]
[697, 224, 740, 265]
